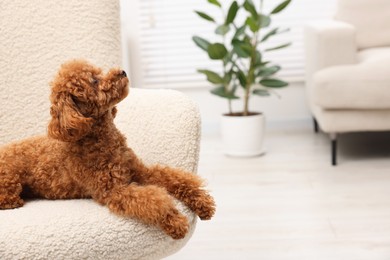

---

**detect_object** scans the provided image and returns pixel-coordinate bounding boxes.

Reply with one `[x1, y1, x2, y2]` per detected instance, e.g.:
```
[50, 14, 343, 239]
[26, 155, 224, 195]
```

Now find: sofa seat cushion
[312, 105, 390, 133]
[312, 47, 390, 110]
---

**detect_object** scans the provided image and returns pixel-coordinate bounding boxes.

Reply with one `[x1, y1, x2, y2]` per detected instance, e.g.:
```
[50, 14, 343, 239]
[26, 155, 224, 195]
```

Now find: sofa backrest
[335, 0, 390, 49]
[0, 0, 122, 144]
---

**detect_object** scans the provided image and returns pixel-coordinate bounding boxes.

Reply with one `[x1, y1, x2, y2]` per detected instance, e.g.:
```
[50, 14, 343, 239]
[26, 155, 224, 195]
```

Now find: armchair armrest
[304, 20, 358, 79]
[115, 88, 201, 173]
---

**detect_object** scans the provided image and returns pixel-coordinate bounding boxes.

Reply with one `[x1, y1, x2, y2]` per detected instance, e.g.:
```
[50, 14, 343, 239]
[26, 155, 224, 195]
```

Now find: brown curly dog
[0, 60, 215, 239]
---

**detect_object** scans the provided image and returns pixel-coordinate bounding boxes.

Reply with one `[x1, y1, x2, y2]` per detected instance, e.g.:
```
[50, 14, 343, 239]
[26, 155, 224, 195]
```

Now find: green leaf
[236, 70, 247, 87]
[208, 0, 221, 7]
[259, 14, 271, 28]
[223, 51, 234, 66]
[233, 46, 249, 58]
[253, 89, 270, 96]
[261, 28, 289, 42]
[259, 61, 270, 67]
[258, 65, 281, 77]
[233, 25, 246, 39]
[245, 16, 259, 32]
[243, 0, 258, 18]
[223, 73, 232, 85]
[254, 51, 262, 67]
[265, 43, 291, 51]
[207, 43, 228, 60]
[261, 28, 278, 42]
[259, 78, 288, 88]
[226, 1, 239, 25]
[246, 14, 270, 32]
[192, 36, 210, 51]
[195, 11, 215, 23]
[232, 39, 251, 58]
[198, 69, 224, 84]
[271, 0, 292, 14]
[211, 86, 239, 100]
[215, 25, 230, 35]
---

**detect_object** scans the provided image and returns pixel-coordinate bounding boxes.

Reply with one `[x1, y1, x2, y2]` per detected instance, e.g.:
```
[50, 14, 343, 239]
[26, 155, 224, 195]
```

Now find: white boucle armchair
[304, 0, 390, 165]
[0, 0, 200, 259]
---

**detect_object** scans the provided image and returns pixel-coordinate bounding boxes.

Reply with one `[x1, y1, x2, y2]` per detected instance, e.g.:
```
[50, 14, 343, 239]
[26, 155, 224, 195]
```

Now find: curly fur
[0, 60, 215, 239]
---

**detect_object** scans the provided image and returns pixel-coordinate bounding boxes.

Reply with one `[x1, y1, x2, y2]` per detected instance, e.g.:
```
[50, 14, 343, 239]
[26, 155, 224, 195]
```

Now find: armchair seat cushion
[0, 200, 196, 260]
[312, 47, 390, 109]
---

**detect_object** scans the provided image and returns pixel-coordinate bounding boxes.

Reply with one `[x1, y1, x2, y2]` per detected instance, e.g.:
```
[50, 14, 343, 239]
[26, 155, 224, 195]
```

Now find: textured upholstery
[0, 200, 197, 260]
[0, 0, 200, 259]
[116, 88, 201, 173]
[335, 0, 390, 49]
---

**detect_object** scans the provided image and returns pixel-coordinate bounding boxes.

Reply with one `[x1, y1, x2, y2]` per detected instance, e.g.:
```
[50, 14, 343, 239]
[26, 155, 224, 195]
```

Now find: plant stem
[220, 6, 233, 115]
[223, 63, 232, 115]
[243, 56, 255, 116]
[243, 86, 250, 116]
[244, 31, 260, 116]
[243, 0, 264, 116]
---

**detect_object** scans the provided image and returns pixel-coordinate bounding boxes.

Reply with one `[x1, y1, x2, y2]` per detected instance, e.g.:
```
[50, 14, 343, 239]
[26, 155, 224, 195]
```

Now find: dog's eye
[91, 78, 99, 85]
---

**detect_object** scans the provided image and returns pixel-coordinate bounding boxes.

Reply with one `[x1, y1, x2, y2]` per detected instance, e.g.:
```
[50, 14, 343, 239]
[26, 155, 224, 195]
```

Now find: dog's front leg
[93, 183, 189, 239]
[0, 167, 24, 209]
[133, 165, 216, 221]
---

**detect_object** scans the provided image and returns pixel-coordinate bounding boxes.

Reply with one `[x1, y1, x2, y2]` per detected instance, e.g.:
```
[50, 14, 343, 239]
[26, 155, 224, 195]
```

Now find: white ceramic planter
[221, 113, 265, 157]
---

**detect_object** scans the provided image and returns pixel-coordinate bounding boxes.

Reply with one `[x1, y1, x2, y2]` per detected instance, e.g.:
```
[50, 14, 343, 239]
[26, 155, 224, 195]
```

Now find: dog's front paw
[0, 195, 24, 210]
[193, 191, 216, 220]
[160, 210, 189, 240]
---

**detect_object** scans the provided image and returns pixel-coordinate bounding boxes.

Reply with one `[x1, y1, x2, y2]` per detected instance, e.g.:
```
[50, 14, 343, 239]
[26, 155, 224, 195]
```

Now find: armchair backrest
[115, 89, 201, 173]
[0, 0, 122, 145]
[335, 0, 390, 49]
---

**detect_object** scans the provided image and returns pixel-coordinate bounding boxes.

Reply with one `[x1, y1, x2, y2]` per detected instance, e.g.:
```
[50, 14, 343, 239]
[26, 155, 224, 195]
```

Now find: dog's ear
[48, 92, 94, 142]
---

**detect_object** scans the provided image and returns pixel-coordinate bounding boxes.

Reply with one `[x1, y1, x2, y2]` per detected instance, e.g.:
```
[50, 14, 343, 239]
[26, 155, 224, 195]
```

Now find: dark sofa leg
[330, 133, 337, 166]
[313, 117, 319, 133]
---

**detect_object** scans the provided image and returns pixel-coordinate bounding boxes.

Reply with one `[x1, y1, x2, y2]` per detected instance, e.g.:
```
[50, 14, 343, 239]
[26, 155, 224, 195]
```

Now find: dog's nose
[120, 70, 127, 77]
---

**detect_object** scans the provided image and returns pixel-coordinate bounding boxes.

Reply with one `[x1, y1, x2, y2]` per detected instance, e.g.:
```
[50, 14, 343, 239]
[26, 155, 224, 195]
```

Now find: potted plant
[193, 0, 291, 156]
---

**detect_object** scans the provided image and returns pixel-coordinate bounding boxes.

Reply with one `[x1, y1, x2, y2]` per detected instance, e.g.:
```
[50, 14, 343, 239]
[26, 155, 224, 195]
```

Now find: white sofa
[304, 0, 390, 165]
[0, 0, 200, 259]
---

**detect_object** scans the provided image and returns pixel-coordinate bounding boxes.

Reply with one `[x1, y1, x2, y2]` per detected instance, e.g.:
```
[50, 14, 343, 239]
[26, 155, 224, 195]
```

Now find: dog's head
[48, 59, 129, 142]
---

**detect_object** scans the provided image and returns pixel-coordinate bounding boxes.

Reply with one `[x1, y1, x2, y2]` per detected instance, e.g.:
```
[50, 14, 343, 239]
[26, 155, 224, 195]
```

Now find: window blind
[127, 0, 337, 88]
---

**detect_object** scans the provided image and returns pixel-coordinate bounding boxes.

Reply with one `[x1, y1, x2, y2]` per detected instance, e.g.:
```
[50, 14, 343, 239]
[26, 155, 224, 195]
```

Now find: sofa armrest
[304, 20, 358, 79]
[114, 88, 201, 173]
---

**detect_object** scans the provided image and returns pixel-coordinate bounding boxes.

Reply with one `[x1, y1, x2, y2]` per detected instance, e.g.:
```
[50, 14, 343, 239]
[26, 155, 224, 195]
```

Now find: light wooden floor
[167, 123, 390, 260]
